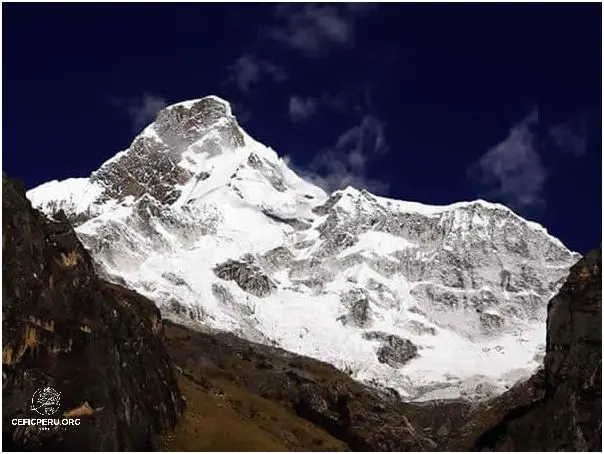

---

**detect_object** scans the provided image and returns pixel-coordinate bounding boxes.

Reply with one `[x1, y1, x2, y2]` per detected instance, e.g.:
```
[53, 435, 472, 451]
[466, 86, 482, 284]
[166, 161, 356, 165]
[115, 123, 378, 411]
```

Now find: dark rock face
[311, 193, 342, 216]
[261, 209, 311, 231]
[247, 152, 263, 169]
[363, 332, 420, 368]
[261, 246, 295, 270]
[479, 311, 504, 331]
[545, 245, 601, 397]
[89, 97, 244, 209]
[154, 98, 241, 147]
[474, 245, 601, 451]
[338, 289, 371, 328]
[2, 176, 184, 451]
[214, 257, 276, 297]
[91, 136, 192, 205]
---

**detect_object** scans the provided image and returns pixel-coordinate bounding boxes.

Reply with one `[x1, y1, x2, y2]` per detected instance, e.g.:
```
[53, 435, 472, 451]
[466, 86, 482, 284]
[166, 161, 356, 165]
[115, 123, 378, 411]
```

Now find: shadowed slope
[2, 175, 184, 450]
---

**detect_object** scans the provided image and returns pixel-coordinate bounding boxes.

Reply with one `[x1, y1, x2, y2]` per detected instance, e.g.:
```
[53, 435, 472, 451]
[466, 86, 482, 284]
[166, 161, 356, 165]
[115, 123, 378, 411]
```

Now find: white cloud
[226, 53, 287, 93]
[111, 93, 168, 132]
[288, 96, 317, 122]
[549, 115, 588, 157]
[288, 87, 367, 123]
[467, 110, 546, 210]
[468, 109, 589, 211]
[269, 4, 373, 57]
[290, 114, 389, 194]
[334, 115, 386, 156]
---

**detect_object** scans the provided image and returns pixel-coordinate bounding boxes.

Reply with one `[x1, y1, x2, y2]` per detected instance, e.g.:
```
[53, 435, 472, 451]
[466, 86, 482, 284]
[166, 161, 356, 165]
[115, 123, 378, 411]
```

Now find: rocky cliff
[2, 175, 184, 450]
[473, 244, 601, 451]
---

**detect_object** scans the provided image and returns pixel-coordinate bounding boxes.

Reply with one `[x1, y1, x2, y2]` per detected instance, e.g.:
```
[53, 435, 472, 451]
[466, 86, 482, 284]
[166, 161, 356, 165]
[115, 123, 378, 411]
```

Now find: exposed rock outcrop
[214, 257, 276, 297]
[261, 246, 295, 270]
[91, 97, 244, 206]
[261, 209, 312, 231]
[473, 245, 602, 451]
[363, 332, 420, 367]
[2, 175, 184, 451]
[337, 289, 371, 328]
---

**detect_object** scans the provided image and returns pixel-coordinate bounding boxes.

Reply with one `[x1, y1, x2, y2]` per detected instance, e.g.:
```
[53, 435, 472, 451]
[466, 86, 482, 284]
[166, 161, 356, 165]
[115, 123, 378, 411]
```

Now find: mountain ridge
[27, 95, 581, 400]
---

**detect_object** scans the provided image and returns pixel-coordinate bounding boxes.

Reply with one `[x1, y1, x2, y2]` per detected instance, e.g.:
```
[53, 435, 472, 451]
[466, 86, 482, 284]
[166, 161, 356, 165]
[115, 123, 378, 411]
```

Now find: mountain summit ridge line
[27, 95, 580, 400]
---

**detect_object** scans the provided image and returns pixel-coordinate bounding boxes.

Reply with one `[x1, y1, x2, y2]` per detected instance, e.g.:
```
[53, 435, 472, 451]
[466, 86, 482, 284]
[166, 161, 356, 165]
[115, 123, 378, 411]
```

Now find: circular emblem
[30, 387, 61, 416]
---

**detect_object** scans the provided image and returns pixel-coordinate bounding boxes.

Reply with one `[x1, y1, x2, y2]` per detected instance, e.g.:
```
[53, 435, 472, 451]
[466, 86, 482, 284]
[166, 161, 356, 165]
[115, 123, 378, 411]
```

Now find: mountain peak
[143, 95, 236, 143]
[163, 95, 233, 117]
[148, 94, 243, 147]
[26, 102, 581, 400]
[77, 96, 247, 207]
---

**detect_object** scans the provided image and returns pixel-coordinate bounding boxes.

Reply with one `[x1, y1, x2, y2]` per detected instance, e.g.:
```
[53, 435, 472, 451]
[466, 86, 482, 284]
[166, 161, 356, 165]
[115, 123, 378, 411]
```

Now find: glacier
[27, 95, 580, 400]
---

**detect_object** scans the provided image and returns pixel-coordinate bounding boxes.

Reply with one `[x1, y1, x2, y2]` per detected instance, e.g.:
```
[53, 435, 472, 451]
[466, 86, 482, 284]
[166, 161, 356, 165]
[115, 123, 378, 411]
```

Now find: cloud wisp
[288, 95, 317, 122]
[467, 109, 589, 212]
[290, 114, 389, 194]
[267, 4, 374, 58]
[549, 113, 589, 158]
[224, 5, 387, 194]
[225, 53, 287, 93]
[468, 110, 546, 211]
[111, 93, 168, 132]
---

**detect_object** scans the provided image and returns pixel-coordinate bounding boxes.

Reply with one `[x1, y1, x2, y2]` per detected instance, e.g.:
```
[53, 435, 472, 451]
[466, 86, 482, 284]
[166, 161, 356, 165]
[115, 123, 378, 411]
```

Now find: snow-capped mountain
[27, 96, 580, 400]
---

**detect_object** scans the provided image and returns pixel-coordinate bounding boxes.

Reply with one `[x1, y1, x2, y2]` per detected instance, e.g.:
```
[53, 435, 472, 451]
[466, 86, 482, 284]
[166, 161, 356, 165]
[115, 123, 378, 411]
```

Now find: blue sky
[3, 3, 601, 253]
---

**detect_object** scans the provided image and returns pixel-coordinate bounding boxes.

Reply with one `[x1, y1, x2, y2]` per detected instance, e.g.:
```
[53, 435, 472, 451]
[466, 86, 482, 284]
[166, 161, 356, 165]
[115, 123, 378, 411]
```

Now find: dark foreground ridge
[2, 175, 184, 450]
[2, 174, 601, 451]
